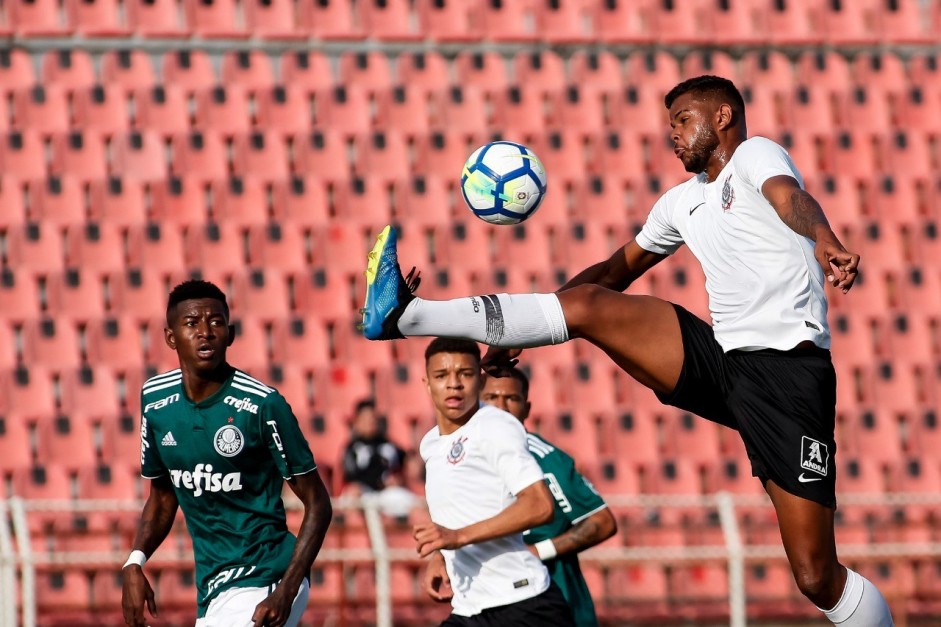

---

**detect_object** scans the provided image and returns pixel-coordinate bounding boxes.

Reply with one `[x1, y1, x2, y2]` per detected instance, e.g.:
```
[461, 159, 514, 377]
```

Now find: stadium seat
[471, 0, 535, 41]
[34, 570, 91, 616]
[358, 0, 418, 40]
[339, 52, 393, 96]
[88, 177, 147, 228]
[489, 222, 555, 277]
[682, 49, 738, 82]
[64, 223, 125, 274]
[8, 366, 57, 420]
[270, 176, 329, 228]
[513, 52, 567, 99]
[818, 0, 877, 45]
[46, 270, 107, 323]
[313, 223, 375, 277]
[661, 410, 721, 468]
[269, 316, 329, 370]
[852, 52, 907, 94]
[90, 569, 126, 611]
[533, 0, 591, 43]
[839, 85, 892, 133]
[99, 409, 141, 465]
[795, 51, 852, 94]
[0, 48, 37, 90]
[35, 413, 98, 471]
[65, 0, 127, 35]
[785, 85, 837, 138]
[415, 0, 474, 42]
[50, 131, 109, 183]
[255, 85, 312, 137]
[895, 85, 941, 136]
[225, 315, 271, 373]
[296, 0, 360, 39]
[126, 0, 185, 36]
[161, 50, 217, 94]
[184, 0, 245, 37]
[132, 84, 190, 138]
[648, 0, 713, 45]
[375, 86, 431, 139]
[126, 223, 188, 275]
[157, 568, 198, 610]
[291, 267, 358, 323]
[376, 363, 428, 411]
[313, 85, 372, 138]
[431, 85, 488, 139]
[877, 0, 933, 43]
[392, 175, 452, 228]
[170, 131, 229, 182]
[193, 84, 251, 137]
[0, 176, 27, 228]
[291, 129, 351, 184]
[13, 84, 70, 137]
[243, 0, 304, 39]
[183, 222, 246, 276]
[279, 51, 334, 93]
[210, 176, 269, 227]
[41, 49, 95, 92]
[30, 176, 87, 228]
[351, 131, 410, 185]
[6, 223, 65, 274]
[111, 131, 168, 183]
[607, 81, 668, 133]
[547, 85, 606, 137]
[0, 411, 33, 472]
[84, 316, 146, 373]
[845, 409, 904, 467]
[0, 268, 42, 324]
[826, 130, 879, 183]
[8, 0, 70, 36]
[568, 50, 623, 92]
[100, 50, 156, 93]
[150, 176, 208, 227]
[452, 52, 508, 96]
[333, 176, 393, 227]
[738, 83, 783, 139]
[761, 0, 819, 45]
[312, 364, 372, 414]
[740, 50, 794, 92]
[889, 458, 941, 524]
[232, 132, 289, 183]
[20, 318, 82, 371]
[490, 87, 546, 138]
[413, 131, 470, 181]
[0, 131, 45, 181]
[221, 50, 275, 93]
[231, 269, 290, 322]
[395, 52, 450, 97]
[72, 84, 130, 137]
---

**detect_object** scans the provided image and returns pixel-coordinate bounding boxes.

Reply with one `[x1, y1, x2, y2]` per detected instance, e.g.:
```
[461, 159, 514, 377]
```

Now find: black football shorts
[657, 304, 838, 508]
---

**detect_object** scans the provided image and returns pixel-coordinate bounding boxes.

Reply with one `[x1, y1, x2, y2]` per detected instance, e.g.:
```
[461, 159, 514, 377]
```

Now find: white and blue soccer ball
[460, 141, 547, 225]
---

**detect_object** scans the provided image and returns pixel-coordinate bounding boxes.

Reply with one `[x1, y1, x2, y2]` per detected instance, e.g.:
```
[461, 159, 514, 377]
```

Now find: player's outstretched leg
[361, 225, 685, 394]
[767, 482, 893, 626]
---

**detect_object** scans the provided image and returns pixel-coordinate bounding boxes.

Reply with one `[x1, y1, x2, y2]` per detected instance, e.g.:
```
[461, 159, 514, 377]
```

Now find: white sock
[396, 294, 569, 347]
[819, 568, 893, 626]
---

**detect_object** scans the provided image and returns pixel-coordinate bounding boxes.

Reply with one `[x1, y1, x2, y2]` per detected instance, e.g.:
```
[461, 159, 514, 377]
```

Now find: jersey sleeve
[260, 392, 317, 479]
[735, 136, 804, 192]
[635, 188, 685, 255]
[543, 448, 608, 525]
[483, 411, 545, 496]
[140, 402, 166, 479]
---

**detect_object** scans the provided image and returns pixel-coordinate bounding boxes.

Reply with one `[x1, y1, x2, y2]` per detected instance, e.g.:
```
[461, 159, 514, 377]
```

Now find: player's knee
[558, 284, 608, 332]
[791, 560, 839, 604]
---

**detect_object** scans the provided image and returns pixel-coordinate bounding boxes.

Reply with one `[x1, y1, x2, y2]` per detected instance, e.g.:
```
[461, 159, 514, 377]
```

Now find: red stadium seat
[8, 366, 57, 419]
[352, 131, 410, 184]
[0, 176, 27, 228]
[126, 0, 185, 36]
[126, 223, 188, 275]
[133, 84, 190, 138]
[608, 565, 669, 606]
[156, 569, 197, 610]
[785, 85, 837, 138]
[649, 0, 712, 45]
[471, 0, 535, 41]
[0, 268, 42, 324]
[100, 50, 156, 93]
[590, 0, 653, 44]
[46, 270, 107, 323]
[6, 223, 65, 274]
[255, 85, 312, 137]
[413, 131, 470, 181]
[0, 48, 36, 90]
[568, 50, 623, 92]
[64, 223, 125, 274]
[34, 570, 91, 615]
[852, 52, 907, 94]
[877, 0, 933, 43]
[682, 50, 737, 83]
[296, 0, 360, 39]
[431, 85, 488, 139]
[225, 315, 271, 374]
[65, 0, 127, 35]
[338, 52, 392, 97]
[392, 175, 452, 228]
[183, 222, 246, 276]
[358, 0, 419, 40]
[415, 0, 473, 42]
[894, 85, 941, 135]
[490, 222, 555, 276]
[313, 85, 371, 138]
[740, 50, 794, 93]
[0, 131, 45, 182]
[8, 0, 70, 36]
[291, 268, 356, 323]
[839, 85, 891, 132]
[795, 50, 852, 94]
[291, 129, 350, 184]
[232, 131, 289, 183]
[311, 364, 372, 414]
[193, 84, 251, 137]
[41, 49, 95, 91]
[72, 84, 130, 137]
[170, 131, 229, 182]
[375, 86, 431, 139]
[150, 176, 208, 227]
[270, 175, 329, 229]
[84, 316, 147, 373]
[279, 51, 334, 93]
[845, 409, 904, 467]
[533, 0, 590, 43]
[547, 85, 606, 137]
[0, 411, 33, 472]
[818, 0, 877, 45]
[111, 131, 168, 183]
[332, 176, 392, 227]
[50, 131, 108, 183]
[211, 176, 270, 227]
[21, 318, 82, 371]
[244, 0, 304, 39]
[88, 177, 147, 228]
[231, 269, 291, 322]
[161, 50, 217, 94]
[395, 52, 450, 97]
[762, 0, 819, 45]
[29, 176, 87, 228]
[13, 84, 70, 137]
[270, 316, 329, 369]
[490, 87, 546, 137]
[35, 413, 98, 471]
[453, 52, 508, 97]
[221, 50, 275, 92]
[661, 409, 721, 468]
[184, 0, 245, 38]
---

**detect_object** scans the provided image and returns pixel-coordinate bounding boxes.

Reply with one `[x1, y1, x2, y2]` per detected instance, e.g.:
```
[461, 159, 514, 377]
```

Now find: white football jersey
[420, 404, 549, 616]
[636, 136, 830, 352]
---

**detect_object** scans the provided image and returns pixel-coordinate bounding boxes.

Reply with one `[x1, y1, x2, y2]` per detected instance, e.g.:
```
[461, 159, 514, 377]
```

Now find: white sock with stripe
[819, 568, 893, 626]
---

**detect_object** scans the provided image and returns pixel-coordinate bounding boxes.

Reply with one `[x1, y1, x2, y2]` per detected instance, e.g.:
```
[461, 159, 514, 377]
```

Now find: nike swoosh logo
[798, 473, 823, 483]
[689, 202, 705, 215]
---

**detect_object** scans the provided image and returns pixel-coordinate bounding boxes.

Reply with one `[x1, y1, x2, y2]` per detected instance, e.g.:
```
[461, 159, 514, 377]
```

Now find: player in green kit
[121, 280, 333, 627]
[480, 366, 617, 627]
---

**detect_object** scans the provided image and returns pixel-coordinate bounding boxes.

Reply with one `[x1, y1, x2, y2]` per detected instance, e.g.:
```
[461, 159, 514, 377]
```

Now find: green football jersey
[139, 366, 316, 617]
[524, 433, 607, 627]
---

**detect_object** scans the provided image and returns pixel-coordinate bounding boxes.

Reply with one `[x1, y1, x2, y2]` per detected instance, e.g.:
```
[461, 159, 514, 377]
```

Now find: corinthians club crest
[214, 424, 245, 457]
[721, 174, 735, 212]
[447, 436, 468, 465]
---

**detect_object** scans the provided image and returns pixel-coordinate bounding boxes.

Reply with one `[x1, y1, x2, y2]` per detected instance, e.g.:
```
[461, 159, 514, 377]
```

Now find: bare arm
[762, 174, 860, 293]
[251, 470, 332, 627]
[542, 507, 617, 559]
[559, 240, 668, 294]
[413, 481, 554, 558]
[122, 476, 178, 627]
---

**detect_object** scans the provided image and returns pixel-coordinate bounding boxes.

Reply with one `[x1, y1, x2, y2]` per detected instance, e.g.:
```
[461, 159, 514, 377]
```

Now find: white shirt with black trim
[636, 136, 830, 352]
[420, 404, 550, 616]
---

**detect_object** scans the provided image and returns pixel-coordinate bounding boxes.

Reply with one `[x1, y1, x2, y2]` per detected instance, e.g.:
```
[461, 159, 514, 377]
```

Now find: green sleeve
[544, 448, 607, 525]
[140, 398, 166, 479]
[260, 392, 317, 479]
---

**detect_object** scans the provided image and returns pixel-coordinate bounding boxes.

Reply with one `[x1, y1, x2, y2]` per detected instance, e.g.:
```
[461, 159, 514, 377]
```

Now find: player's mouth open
[444, 395, 464, 407]
[196, 345, 215, 359]
[674, 147, 686, 157]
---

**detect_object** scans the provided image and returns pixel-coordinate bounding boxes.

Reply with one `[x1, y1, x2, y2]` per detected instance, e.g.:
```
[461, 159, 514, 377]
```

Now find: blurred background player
[480, 365, 617, 627]
[122, 280, 333, 627]
[415, 338, 575, 626]
[341, 398, 416, 517]
[361, 76, 893, 626]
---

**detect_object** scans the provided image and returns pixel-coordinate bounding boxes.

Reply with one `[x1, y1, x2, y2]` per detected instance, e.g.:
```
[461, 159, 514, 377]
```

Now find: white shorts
[195, 577, 309, 627]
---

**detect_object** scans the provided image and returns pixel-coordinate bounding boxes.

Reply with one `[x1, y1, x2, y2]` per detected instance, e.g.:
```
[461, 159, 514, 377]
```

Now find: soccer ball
[460, 141, 548, 225]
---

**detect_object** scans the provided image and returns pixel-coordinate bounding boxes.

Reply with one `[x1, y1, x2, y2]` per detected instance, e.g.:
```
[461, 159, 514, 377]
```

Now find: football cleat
[361, 225, 421, 340]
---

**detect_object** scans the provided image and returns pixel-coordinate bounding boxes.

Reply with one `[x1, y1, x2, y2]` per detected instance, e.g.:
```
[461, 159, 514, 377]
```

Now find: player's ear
[522, 401, 532, 421]
[227, 324, 236, 347]
[164, 326, 177, 350]
[716, 103, 733, 131]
